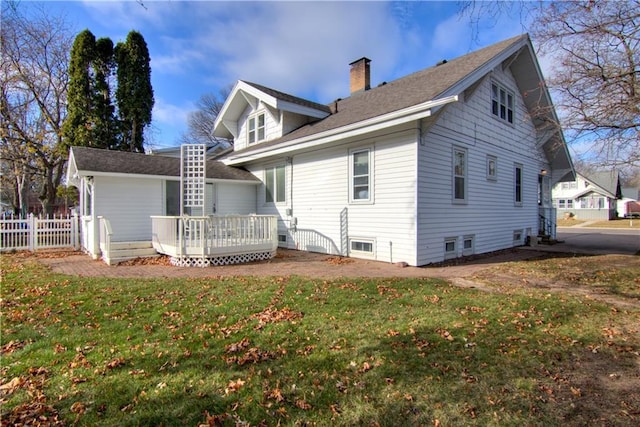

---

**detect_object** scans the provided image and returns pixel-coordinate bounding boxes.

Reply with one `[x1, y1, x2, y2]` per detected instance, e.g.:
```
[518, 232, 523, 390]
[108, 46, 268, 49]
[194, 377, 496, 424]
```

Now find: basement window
[462, 235, 475, 256]
[513, 230, 523, 246]
[350, 238, 374, 255]
[444, 237, 457, 260]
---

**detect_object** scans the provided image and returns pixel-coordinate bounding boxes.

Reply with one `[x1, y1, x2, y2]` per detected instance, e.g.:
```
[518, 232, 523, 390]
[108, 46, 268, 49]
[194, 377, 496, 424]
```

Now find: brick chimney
[349, 57, 371, 94]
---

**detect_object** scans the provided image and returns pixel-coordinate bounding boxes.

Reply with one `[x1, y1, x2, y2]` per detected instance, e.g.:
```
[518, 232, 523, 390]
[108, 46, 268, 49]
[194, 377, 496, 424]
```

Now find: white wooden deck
[150, 215, 278, 266]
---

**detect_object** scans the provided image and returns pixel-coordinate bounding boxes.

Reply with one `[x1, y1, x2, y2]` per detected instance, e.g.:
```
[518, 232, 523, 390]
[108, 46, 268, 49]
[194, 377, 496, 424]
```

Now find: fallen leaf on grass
[0, 376, 25, 394]
[200, 411, 232, 427]
[225, 337, 251, 354]
[295, 399, 312, 410]
[70, 401, 86, 414]
[106, 357, 126, 370]
[225, 378, 245, 395]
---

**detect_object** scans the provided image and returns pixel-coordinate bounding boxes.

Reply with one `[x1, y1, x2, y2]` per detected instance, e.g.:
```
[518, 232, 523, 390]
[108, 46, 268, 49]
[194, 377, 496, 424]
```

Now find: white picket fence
[0, 213, 80, 252]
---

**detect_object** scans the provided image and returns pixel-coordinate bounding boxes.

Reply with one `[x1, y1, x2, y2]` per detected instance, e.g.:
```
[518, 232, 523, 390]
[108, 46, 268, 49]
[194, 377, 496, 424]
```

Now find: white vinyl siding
[417, 64, 547, 265]
[215, 183, 257, 215]
[251, 125, 418, 264]
[94, 176, 163, 242]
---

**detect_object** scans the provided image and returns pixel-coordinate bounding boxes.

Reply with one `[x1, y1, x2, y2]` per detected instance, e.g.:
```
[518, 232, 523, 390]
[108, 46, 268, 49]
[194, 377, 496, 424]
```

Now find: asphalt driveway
[553, 227, 640, 255]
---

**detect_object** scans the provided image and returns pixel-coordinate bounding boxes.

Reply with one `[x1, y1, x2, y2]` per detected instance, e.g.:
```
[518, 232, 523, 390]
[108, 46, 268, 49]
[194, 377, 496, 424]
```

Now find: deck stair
[102, 241, 159, 265]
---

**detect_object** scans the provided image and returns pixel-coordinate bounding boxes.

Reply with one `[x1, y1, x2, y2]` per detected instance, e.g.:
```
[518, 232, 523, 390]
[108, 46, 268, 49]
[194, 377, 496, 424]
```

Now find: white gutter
[75, 170, 261, 185]
[224, 94, 459, 165]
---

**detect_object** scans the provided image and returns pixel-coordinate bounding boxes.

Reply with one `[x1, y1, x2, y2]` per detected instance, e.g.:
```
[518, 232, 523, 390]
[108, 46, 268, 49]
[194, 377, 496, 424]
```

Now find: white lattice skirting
[170, 251, 276, 267]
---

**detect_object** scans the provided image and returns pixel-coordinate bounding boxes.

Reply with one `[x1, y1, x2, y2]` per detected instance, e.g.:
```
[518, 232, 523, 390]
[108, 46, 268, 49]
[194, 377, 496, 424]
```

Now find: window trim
[349, 147, 374, 204]
[486, 155, 497, 181]
[265, 164, 286, 205]
[453, 146, 468, 204]
[514, 163, 523, 207]
[248, 112, 266, 144]
[491, 81, 514, 124]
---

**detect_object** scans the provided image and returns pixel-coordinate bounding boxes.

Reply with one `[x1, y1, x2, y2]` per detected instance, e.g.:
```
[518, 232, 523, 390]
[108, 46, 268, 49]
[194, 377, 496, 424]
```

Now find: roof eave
[224, 95, 460, 165]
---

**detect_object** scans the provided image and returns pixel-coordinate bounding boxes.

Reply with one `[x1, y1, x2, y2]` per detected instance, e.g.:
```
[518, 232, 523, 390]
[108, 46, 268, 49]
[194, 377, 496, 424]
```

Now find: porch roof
[67, 146, 260, 184]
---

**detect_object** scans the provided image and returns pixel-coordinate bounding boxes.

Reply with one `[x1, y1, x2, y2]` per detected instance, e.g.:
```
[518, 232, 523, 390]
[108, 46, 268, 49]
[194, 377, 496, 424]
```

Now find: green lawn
[1, 254, 639, 426]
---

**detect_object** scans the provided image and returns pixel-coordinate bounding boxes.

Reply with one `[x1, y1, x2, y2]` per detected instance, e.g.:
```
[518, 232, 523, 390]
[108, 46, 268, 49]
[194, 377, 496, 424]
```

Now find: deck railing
[150, 215, 278, 259]
[98, 216, 113, 257]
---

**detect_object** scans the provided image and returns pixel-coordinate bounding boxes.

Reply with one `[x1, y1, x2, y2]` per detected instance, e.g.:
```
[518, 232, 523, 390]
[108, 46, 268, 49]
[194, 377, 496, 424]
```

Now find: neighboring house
[67, 34, 574, 266]
[150, 142, 232, 159]
[618, 187, 640, 218]
[552, 171, 622, 220]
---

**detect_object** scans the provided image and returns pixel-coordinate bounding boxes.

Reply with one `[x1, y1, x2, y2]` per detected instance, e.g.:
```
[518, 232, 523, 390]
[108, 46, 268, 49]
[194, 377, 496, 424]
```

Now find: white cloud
[153, 97, 191, 127]
[191, 2, 403, 103]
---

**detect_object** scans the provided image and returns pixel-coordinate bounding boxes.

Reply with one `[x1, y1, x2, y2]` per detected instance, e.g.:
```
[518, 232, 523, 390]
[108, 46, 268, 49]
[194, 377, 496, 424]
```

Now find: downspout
[287, 156, 295, 238]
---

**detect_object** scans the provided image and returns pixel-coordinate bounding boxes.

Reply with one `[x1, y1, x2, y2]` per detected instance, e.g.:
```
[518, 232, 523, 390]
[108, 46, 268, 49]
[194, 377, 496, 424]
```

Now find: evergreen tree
[62, 29, 96, 149]
[93, 37, 117, 149]
[115, 31, 154, 152]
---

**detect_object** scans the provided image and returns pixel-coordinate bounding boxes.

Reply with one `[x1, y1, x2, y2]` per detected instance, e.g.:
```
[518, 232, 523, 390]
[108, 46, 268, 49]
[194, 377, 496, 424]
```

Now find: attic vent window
[491, 82, 514, 124]
[248, 112, 265, 144]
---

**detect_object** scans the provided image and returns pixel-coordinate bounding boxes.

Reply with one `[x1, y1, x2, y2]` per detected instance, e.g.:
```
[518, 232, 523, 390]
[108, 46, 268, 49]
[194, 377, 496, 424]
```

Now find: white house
[552, 171, 622, 220]
[67, 34, 574, 266]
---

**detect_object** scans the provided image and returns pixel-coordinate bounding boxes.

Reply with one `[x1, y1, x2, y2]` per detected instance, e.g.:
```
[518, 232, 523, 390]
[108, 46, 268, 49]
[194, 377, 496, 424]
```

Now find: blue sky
[36, 1, 534, 149]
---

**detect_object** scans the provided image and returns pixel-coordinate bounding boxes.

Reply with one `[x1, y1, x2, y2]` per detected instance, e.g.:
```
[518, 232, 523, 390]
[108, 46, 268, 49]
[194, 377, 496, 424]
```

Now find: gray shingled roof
[241, 81, 331, 114]
[229, 34, 527, 157]
[71, 146, 259, 181]
[583, 170, 622, 199]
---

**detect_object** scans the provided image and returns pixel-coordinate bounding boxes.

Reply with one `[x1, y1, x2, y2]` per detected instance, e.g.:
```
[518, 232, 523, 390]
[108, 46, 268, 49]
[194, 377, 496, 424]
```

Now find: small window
[278, 234, 287, 243]
[514, 163, 523, 206]
[491, 82, 514, 124]
[558, 199, 566, 209]
[248, 112, 265, 144]
[453, 147, 467, 203]
[350, 148, 373, 203]
[444, 237, 457, 260]
[462, 235, 475, 256]
[513, 230, 523, 245]
[567, 199, 573, 208]
[265, 165, 286, 204]
[350, 238, 374, 255]
[486, 155, 497, 181]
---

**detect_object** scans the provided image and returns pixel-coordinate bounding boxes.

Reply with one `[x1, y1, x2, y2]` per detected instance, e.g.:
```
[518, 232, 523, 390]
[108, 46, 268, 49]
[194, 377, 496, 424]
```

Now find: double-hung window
[453, 147, 467, 203]
[248, 113, 265, 144]
[265, 165, 286, 204]
[514, 163, 523, 206]
[350, 148, 372, 202]
[491, 82, 514, 124]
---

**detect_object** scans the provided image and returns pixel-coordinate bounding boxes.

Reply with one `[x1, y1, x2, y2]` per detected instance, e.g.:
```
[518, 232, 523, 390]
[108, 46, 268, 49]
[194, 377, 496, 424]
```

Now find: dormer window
[248, 113, 265, 144]
[491, 82, 514, 124]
